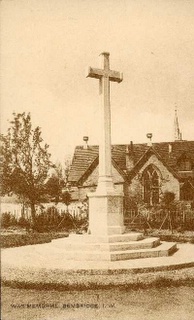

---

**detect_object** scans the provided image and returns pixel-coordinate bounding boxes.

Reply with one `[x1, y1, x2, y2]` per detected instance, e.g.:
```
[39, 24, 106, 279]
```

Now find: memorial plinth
[88, 191, 125, 236]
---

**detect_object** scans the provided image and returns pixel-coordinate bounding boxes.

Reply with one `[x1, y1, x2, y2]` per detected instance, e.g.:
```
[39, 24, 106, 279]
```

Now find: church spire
[174, 106, 182, 141]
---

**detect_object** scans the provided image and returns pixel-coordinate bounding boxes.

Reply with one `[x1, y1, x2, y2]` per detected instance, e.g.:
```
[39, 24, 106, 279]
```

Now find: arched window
[142, 165, 160, 205]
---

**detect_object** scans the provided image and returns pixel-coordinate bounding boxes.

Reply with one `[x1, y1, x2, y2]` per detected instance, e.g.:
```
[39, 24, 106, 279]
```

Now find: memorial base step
[52, 237, 160, 251]
[51, 233, 177, 261]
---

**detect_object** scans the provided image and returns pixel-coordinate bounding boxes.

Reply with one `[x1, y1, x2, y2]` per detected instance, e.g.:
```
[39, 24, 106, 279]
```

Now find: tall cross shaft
[87, 52, 123, 192]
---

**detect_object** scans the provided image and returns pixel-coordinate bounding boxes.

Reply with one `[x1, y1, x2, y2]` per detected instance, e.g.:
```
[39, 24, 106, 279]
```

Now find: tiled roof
[68, 141, 194, 184]
[127, 147, 180, 181]
[68, 146, 99, 184]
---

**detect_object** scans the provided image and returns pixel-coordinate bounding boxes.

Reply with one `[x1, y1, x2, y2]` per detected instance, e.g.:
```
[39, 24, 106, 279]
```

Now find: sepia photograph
[1, 0, 194, 319]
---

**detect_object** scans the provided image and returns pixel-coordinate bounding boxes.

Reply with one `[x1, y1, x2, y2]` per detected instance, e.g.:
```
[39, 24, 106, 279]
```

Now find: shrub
[1, 232, 69, 248]
[18, 217, 30, 230]
[32, 206, 79, 233]
[1, 212, 18, 228]
[161, 191, 175, 206]
[1, 205, 89, 233]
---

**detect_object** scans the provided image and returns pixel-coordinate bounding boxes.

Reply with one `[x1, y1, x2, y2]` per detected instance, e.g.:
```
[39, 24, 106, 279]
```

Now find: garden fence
[124, 208, 194, 230]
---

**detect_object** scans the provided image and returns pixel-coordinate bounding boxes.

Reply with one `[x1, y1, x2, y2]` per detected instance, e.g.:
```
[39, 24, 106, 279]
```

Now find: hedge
[1, 232, 68, 248]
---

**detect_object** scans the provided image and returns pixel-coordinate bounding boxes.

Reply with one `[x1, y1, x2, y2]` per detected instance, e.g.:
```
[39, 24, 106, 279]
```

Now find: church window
[142, 165, 160, 205]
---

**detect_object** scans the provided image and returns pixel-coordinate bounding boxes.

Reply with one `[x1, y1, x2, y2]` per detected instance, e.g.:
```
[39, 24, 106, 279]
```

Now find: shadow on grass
[2, 276, 194, 292]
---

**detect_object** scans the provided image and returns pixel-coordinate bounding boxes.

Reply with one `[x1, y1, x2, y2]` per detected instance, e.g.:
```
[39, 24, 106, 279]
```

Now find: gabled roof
[69, 145, 126, 184]
[127, 147, 180, 181]
[68, 140, 194, 185]
[68, 146, 98, 184]
[77, 156, 128, 186]
[152, 141, 194, 170]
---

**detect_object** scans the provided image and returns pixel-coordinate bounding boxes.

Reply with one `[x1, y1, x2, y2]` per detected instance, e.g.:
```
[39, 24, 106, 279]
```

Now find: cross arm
[86, 67, 104, 80]
[109, 70, 123, 83]
[86, 67, 123, 83]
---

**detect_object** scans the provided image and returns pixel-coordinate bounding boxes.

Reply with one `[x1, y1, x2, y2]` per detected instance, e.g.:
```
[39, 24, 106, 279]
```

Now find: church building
[68, 111, 194, 207]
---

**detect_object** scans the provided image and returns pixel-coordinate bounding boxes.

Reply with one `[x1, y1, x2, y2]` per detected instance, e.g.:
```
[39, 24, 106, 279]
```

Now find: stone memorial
[51, 52, 177, 261]
[87, 52, 125, 236]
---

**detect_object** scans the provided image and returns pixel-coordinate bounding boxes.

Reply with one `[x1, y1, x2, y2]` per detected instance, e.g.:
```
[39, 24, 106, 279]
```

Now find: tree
[45, 161, 65, 203]
[161, 191, 175, 207]
[45, 159, 72, 205]
[45, 168, 72, 211]
[0, 112, 52, 225]
[61, 190, 72, 212]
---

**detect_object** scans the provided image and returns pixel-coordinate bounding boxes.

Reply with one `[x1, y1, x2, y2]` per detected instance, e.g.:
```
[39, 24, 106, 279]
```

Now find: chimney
[146, 133, 153, 147]
[168, 143, 172, 154]
[130, 140, 134, 153]
[126, 141, 134, 171]
[83, 136, 89, 149]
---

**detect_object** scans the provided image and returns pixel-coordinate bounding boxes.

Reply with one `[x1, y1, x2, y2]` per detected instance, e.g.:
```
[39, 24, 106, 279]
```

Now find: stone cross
[87, 52, 123, 193]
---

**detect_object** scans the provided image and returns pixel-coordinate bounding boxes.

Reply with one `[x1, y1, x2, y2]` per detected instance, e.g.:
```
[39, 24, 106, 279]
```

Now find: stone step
[59, 242, 177, 261]
[102, 232, 144, 243]
[109, 237, 160, 251]
[52, 237, 160, 251]
[60, 232, 144, 243]
[110, 242, 177, 261]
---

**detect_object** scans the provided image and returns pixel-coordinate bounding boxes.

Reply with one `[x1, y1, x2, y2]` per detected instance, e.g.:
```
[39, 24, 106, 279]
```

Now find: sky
[1, 0, 194, 163]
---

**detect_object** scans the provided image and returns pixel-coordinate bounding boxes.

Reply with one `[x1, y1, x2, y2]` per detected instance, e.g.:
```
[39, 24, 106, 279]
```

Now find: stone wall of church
[127, 154, 180, 200]
[78, 186, 96, 201]
[73, 163, 125, 202]
[83, 164, 124, 187]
